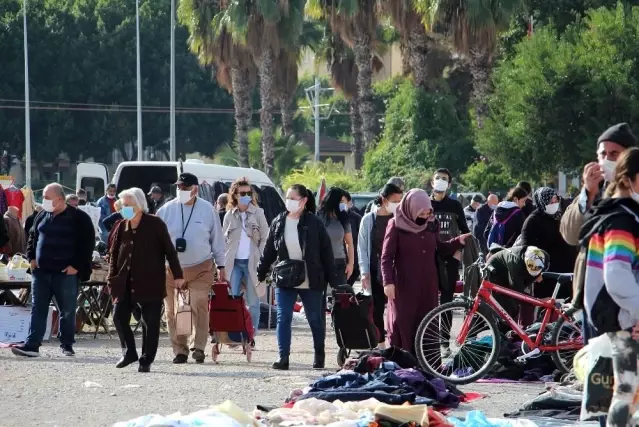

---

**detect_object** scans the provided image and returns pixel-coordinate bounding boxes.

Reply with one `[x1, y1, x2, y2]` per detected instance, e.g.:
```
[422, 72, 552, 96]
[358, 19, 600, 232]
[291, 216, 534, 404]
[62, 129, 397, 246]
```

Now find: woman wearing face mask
[357, 183, 403, 348]
[519, 187, 576, 301]
[107, 188, 184, 372]
[583, 147, 639, 427]
[257, 184, 337, 370]
[318, 187, 355, 286]
[223, 178, 269, 343]
[484, 186, 528, 248]
[381, 189, 471, 355]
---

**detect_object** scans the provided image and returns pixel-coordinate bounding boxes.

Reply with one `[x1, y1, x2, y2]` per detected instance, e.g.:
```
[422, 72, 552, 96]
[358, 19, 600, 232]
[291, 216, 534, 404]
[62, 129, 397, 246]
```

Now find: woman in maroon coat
[381, 189, 470, 354]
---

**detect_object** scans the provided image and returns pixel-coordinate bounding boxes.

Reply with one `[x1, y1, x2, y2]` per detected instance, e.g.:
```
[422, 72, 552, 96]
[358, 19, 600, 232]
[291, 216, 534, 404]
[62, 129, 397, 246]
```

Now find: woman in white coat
[224, 178, 269, 346]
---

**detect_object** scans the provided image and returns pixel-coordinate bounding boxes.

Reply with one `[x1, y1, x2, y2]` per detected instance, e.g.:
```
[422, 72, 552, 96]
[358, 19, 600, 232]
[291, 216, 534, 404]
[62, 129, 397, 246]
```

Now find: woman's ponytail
[290, 184, 316, 214]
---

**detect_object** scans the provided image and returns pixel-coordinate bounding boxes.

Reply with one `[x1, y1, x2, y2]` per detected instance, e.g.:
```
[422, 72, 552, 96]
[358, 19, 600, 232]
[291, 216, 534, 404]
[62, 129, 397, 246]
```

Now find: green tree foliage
[363, 80, 475, 190]
[281, 161, 367, 193]
[478, 3, 639, 180]
[460, 161, 514, 194]
[0, 0, 234, 166]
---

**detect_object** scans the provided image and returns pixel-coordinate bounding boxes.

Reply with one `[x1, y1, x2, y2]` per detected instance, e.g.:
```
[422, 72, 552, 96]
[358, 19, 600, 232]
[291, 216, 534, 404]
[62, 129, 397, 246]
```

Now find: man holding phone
[157, 173, 226, 364]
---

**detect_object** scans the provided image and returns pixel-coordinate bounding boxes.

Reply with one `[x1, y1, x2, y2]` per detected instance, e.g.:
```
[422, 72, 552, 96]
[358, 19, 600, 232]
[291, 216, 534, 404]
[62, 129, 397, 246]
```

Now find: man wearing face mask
[474, 194, 498, 253]
[561, 123, 637, 246]
[156, 173, 225, 364]
[12, 183, 95, 358]
[97, 184, 118, 243]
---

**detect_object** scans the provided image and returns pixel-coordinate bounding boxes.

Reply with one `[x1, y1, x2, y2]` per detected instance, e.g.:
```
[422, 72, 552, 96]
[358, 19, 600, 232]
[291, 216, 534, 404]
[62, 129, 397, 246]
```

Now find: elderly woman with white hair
[107, 187, 184, 372]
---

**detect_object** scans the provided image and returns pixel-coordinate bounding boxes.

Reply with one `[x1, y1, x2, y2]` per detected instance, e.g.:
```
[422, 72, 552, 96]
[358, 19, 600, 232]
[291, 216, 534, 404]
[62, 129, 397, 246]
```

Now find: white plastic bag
[175, 290, 192, 336]
[581, 334, 613, 421]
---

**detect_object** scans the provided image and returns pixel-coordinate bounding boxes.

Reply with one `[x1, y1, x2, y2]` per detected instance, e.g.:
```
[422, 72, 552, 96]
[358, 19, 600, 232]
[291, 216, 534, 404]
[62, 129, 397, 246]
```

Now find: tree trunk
[352, 32, 376, 148]
[399, 38, 411, 76]
[259, 48, 276, 177]
[279, 93, 294, 138]
[469, 48, 492, 129]
[350, 98, 363, 170]
[231, 66, 252, 167]
[407, 23, 431, 89]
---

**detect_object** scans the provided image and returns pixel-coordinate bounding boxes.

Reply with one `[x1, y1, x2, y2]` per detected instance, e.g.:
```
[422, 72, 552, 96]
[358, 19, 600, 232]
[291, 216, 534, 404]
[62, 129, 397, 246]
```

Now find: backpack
[571, 211, 626, 309]
[487, 209, 520, 247]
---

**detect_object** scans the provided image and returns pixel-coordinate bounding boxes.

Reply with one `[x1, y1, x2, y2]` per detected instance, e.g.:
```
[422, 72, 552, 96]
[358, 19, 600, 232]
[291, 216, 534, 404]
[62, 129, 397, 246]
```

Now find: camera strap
[180, 198, 197, 238]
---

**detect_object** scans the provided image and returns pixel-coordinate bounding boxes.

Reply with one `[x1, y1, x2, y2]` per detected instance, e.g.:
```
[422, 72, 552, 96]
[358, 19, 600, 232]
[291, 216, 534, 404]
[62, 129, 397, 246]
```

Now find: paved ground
[0, 322, 545, 427]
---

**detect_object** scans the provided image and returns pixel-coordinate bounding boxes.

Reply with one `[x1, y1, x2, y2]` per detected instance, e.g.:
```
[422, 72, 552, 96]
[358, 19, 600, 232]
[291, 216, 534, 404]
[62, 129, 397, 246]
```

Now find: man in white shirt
[157, 173, 226, 364]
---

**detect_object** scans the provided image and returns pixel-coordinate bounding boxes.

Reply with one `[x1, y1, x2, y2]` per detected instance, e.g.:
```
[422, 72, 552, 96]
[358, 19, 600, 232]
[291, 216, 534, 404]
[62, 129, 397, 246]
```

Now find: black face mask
[415, 217, 427, 225]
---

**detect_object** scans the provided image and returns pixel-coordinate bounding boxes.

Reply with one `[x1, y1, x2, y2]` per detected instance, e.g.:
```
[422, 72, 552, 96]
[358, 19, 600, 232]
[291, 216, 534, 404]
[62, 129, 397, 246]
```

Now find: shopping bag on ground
[581, 334, 613, 421]
[175, 290, 192, 336]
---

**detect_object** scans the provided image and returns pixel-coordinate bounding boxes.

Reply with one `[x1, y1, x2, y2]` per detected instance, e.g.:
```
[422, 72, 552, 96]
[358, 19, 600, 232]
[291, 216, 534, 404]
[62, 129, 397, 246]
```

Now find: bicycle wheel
[414, 301, 501, 385]
[550, 308, 583, 373]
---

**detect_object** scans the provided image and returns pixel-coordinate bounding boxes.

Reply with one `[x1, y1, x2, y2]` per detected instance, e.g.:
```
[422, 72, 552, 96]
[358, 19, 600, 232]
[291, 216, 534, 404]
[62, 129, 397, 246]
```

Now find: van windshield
[117, 165, 178, 195]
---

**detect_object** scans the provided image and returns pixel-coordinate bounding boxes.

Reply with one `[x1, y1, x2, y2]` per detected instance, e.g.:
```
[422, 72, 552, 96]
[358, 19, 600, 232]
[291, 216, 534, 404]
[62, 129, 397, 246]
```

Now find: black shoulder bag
[273, 225, 307, 289]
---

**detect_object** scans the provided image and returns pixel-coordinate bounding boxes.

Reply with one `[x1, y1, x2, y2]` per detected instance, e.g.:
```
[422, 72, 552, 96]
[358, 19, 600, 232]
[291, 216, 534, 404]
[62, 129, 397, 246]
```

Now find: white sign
[0, 305, 53, 343]
[78, 205, 101, 237]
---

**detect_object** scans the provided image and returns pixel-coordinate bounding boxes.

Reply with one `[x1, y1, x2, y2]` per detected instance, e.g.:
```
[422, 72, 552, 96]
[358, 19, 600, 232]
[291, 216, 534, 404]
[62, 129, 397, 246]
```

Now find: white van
[76, 159, 285, 223]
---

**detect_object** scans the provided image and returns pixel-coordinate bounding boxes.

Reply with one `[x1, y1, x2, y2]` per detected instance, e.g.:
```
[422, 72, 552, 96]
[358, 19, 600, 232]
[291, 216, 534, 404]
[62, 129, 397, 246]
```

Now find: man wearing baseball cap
[156, 172, 225, 364]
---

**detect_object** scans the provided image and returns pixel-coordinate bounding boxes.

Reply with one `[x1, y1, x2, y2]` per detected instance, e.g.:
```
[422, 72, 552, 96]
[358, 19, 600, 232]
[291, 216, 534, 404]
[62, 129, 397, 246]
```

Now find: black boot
[272, 357, 289, 370]
[313, 351, 325, 370]
[116, 352, 139, 369]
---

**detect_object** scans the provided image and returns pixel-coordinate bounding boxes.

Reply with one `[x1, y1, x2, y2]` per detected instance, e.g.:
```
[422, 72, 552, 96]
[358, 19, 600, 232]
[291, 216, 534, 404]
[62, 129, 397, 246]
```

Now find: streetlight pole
[136, 0, 143, 161]
[23, 0, 31, 189]
[169, 0, 176, 161]
[304, 77, 334, 162]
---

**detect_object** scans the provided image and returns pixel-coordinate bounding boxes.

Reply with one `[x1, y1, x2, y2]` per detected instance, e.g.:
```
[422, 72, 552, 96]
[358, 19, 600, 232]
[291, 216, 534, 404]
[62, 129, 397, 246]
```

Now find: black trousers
[112, 290, 163, 366]
[370, 262, 387, 342]
[440, 257, 460, 345]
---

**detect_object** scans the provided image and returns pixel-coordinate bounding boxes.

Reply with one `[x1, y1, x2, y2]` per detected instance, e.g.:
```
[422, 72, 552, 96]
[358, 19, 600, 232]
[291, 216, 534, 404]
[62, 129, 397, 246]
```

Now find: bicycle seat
[541, 272, 574, 284]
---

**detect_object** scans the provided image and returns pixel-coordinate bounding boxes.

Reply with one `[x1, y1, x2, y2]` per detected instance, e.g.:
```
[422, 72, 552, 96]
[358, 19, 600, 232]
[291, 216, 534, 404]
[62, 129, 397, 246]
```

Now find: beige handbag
[175, 290, 192, 336]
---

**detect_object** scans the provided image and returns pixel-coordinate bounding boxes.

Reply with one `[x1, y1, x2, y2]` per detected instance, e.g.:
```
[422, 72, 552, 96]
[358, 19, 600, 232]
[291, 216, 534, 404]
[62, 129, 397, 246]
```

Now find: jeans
[27, 270, 78, 348]
[230, 259, 260, 334]
[112, 289, 163, 366]
[276, 287, 325, 358]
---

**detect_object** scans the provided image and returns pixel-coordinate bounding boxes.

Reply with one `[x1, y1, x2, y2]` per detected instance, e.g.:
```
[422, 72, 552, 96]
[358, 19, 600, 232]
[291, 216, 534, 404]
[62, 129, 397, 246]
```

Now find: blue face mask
[339, 203, 348, 212]
[121, 206, 135, 220]
[239, 195, 252, 206]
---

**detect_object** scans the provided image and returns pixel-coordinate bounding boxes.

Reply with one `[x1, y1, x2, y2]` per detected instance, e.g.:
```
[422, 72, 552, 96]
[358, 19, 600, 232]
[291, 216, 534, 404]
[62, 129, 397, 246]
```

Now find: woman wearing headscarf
[519, 187, 576, 300]
[381, 189, 471, 354]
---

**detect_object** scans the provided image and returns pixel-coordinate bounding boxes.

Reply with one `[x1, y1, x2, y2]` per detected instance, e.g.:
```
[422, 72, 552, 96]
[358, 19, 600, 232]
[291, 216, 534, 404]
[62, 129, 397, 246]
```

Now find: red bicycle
[414, 256, 583, 385]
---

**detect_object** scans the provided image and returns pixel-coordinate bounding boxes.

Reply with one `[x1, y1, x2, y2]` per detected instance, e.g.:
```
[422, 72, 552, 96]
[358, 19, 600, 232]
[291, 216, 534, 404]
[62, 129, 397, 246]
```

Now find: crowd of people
[6, 122, 639, 426]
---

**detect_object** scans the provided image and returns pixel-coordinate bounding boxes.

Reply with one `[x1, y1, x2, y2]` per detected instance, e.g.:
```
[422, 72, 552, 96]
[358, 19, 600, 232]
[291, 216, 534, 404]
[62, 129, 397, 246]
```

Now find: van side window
[81, 177, 105, 202]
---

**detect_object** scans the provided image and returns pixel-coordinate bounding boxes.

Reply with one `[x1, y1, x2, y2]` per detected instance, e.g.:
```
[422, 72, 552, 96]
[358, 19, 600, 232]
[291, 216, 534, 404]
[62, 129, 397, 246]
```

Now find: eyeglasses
[238, 191, 253, 197]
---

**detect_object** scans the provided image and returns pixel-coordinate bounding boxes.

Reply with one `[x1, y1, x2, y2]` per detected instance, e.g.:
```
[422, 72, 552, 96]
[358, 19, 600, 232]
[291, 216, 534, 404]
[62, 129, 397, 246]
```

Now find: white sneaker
[377, 342, 387, 350]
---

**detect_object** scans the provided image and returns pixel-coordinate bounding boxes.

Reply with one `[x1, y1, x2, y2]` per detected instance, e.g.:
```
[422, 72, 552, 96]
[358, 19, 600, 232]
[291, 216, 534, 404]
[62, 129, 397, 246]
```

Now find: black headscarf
[533, 187, 561, 219]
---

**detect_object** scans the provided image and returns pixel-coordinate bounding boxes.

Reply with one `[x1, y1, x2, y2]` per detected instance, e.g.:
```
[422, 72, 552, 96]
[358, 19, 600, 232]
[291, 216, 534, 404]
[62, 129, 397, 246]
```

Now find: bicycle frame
[456, 278, 582, 352]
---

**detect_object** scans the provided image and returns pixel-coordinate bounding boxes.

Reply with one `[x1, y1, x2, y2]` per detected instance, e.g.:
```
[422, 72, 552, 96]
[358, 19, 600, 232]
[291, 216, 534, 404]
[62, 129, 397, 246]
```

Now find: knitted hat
[597, 123, 637, 149]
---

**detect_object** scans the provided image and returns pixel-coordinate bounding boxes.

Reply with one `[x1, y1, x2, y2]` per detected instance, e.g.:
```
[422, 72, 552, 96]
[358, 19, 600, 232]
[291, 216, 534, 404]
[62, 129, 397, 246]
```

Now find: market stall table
[0, 280, 31, 305]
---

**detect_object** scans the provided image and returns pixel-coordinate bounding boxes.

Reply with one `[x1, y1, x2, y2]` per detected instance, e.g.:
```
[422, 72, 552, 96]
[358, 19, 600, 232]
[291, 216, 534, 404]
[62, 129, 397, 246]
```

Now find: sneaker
[173, 354, 188, 364]
[192, 349, 205, 364]
[11, 344, 39, 358]
[61, 345, 75, 356]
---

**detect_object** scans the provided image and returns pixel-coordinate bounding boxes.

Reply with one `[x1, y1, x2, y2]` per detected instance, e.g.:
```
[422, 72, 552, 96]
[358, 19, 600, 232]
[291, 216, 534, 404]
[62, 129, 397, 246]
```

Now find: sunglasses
[238, 191, 253, 197]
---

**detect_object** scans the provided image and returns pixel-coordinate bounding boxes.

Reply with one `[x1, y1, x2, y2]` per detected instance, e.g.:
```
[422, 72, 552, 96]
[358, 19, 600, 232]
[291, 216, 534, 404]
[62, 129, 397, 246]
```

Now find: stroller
[331, 285, 379, 367]
[208, 282, 254, 363]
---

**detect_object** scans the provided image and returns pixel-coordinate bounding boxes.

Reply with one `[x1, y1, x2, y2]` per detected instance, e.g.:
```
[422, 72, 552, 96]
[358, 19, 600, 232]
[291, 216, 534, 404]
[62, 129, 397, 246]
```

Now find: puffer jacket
[484, 201, 525, 247]
[257, 211, 338, 290]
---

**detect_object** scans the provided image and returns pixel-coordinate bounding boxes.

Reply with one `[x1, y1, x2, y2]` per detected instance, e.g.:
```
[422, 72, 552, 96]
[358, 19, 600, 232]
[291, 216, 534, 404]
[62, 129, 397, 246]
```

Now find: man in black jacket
[12, 183, 95, 358]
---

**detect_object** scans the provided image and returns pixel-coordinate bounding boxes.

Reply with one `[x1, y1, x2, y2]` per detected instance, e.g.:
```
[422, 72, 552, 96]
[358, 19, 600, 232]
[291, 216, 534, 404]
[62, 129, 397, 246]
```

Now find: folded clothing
[373, 402, 429, 426]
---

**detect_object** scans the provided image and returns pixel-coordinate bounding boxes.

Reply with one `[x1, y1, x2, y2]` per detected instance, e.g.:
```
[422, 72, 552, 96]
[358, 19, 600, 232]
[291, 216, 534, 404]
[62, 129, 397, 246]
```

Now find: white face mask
[41, 199, 55, 213]
[600, 159, 617, 182]
[387, 202, 399, 214]
[433, 179, 449, 192]
[178, 190, 193, 204]
[286, 199, 301, 213]
[545, 203, 560, 216]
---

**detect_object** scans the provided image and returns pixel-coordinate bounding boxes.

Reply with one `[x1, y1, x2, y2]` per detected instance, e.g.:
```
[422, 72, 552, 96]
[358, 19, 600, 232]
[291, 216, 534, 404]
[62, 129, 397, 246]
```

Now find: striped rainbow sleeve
[603, 229, 637, 266]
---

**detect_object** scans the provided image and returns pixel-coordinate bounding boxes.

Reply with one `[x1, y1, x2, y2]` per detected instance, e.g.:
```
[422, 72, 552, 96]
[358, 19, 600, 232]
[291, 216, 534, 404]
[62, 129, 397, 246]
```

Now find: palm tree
[416, 0, 522, 127]
[214, 0, 306, 178]
[178, 0, 256, 167]
[306, 0, 379, 148]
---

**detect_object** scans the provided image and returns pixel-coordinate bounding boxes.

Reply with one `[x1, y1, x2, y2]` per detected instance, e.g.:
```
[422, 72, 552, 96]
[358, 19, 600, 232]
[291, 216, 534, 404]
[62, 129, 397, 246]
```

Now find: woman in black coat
[519, 187, 577, 299]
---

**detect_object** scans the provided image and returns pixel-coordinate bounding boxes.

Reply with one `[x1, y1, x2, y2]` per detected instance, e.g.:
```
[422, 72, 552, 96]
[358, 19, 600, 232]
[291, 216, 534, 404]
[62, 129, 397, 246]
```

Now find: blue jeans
[230, 259, 260, 334]
[275, 287, 325, 358]
[27, 270, 78, 348]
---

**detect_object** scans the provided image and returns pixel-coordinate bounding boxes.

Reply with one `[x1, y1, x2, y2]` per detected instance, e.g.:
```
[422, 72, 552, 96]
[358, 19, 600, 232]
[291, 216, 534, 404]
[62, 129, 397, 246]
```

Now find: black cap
[147, 186, 163, 195]
[175, 173, 198, 187]
[472, 194, 484, 203]
[598, 123, 637, 149]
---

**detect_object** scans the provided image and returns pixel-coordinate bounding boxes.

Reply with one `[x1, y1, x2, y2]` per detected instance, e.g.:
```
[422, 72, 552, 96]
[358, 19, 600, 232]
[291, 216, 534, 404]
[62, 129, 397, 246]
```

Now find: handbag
[175, 290, 192, 336]
[273, 227, 307, 289]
